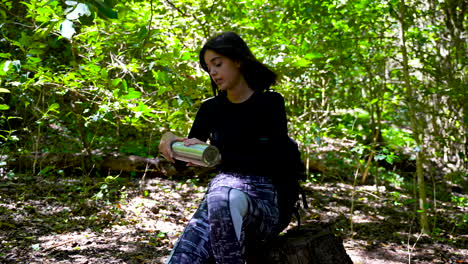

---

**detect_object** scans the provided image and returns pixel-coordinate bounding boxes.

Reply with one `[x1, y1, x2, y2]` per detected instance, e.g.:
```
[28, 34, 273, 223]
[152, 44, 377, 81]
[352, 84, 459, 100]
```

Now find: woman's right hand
[159, 132, 185, 163]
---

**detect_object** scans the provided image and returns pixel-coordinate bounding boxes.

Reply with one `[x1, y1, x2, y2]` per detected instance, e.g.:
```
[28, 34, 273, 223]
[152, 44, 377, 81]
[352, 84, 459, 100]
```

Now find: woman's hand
[182, 137, 205, 146]
[159, 132, 185, 163]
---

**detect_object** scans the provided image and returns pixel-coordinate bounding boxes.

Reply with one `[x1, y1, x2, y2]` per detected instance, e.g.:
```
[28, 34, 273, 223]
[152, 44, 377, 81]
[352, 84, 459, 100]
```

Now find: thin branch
[140, 0, 154, 58]
[163, 0, 189, 17]
[349, 164, 362, 237]
[163, 0, 209, 38]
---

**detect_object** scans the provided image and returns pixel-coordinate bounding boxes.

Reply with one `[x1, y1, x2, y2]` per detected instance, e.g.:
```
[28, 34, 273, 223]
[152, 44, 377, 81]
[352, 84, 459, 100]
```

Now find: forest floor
[0, 169, 467, 264]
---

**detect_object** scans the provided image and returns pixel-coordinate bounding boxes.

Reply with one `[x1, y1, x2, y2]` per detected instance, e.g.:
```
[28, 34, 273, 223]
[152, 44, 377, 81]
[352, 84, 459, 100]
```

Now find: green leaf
[65, 1, 78, 6]
[31, 244, 41, 251]
[104, 0, 117, 8]
[157, 85, 169, 96]
[0, 88, 10, 93]
[403, 198, 416, 205]
[137, 26, 148, 41]
[79, 8, 95, 25]
[91, 0, 118, 19]
[41, 0, 60, 7]
[305, 52, 323, 59]
[294, 57, 311, 67]
[123, 89, 142, 100]
[374, 154, 386, 160]
[385, 155, 395, 164]
[100, 68, 108, 79]
[111, 78, 122, 88]
[48, 103, 60, 112]
[122, 79, 128, 91]
[0, 104, 9, 110]
[314, 136, 322, 146]
[66, 3, 91, 20]
[94, 190, 103, 199]
[2, 60, 21, 72]
[60, 19, 75, 39]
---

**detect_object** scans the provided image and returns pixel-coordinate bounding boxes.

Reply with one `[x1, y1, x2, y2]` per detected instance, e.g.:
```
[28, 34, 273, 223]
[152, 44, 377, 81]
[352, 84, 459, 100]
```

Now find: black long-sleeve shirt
[188, 91, 289, 177]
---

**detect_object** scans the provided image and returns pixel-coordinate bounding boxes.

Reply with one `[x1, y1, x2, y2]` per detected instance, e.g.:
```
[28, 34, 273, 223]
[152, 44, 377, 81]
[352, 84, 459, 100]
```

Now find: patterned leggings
[166, 173, 280, 264]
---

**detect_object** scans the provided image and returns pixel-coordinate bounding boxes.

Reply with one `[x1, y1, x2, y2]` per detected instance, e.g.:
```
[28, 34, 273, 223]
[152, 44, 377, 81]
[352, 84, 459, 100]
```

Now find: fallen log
[5, 152, 178, 176]
[246, 224, 353, 264]
[5, 152, 329, 179]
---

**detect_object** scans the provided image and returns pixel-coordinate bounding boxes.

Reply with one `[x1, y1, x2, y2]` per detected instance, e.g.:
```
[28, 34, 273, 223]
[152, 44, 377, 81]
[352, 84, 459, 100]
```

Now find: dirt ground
[0, 172, 466, 264]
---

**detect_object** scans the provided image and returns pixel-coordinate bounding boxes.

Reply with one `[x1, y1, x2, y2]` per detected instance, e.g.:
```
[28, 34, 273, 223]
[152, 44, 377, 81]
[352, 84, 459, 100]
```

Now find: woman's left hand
[183, 138, 205, 146]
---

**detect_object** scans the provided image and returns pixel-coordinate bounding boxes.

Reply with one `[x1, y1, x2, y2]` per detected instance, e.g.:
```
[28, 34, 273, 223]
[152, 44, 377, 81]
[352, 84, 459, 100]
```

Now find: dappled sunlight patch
[350, 211, 382, 224]
[309, 137, 357, 153]
[119, 195, 186, 235]
[38, 230, 96, 251]
[105, 176, 209, 249]
[344, 238, 410, 264]
[28, 200, 72, 217]
[324, 204, 350, 215]
[31, 221, 172, 263]
[357, 185, 387, 193]
[346, 237, 468, 264]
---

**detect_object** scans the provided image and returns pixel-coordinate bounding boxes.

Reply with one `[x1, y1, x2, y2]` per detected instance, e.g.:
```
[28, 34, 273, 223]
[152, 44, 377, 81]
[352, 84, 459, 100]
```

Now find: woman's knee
[207, 187, 250, 241]
[228, 189, 249, 218]
[207, 187, 249, 214]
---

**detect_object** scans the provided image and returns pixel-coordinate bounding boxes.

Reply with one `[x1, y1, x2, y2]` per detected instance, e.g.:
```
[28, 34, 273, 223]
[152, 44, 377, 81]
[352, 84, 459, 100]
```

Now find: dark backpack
[275, 137, 308, 230]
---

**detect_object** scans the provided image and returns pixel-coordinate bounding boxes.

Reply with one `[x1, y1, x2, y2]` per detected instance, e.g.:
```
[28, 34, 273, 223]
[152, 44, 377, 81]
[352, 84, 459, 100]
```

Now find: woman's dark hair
[199, 31, 277, 96]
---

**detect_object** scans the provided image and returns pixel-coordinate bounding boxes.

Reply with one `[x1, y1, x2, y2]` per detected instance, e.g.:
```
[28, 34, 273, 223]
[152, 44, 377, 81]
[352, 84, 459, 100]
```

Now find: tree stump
[246, 224, 353, 264]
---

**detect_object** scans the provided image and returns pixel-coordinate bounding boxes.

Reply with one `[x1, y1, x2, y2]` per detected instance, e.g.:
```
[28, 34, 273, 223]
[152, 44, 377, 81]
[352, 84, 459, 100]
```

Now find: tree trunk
[397, 0, 430, 234]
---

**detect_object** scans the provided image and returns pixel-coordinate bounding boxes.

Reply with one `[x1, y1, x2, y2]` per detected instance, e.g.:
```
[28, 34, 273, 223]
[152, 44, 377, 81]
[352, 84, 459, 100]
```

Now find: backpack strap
[293, 205, 302, 229]
[301, 187, 308, 209]
[293, 186, 308, 229]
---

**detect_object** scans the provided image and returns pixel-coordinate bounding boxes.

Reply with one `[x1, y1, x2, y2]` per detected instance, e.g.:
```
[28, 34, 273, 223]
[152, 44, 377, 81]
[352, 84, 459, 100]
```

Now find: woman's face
[204, 50, 243, 91]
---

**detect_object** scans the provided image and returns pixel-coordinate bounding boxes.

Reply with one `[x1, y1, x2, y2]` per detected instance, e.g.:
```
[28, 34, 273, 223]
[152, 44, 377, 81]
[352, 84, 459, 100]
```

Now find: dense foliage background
[0, 0, 466, 251]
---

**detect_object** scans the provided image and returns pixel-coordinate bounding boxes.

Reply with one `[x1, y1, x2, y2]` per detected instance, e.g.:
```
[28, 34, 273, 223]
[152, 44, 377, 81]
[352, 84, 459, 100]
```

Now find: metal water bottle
[171, 142, 221, 167]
